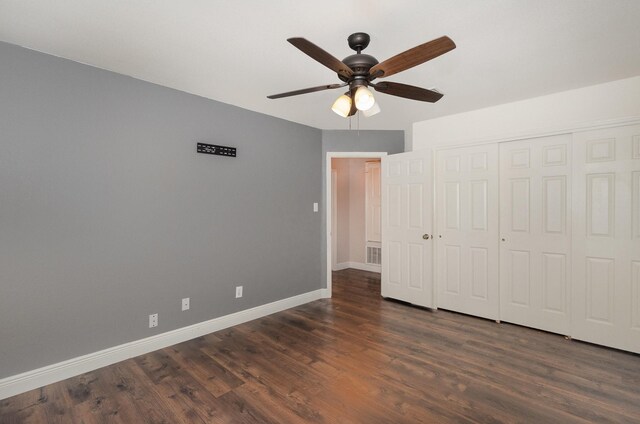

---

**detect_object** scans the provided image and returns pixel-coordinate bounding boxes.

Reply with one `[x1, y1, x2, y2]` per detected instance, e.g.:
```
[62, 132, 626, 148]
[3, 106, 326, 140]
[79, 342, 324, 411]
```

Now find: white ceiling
[1, 0, 639, 131]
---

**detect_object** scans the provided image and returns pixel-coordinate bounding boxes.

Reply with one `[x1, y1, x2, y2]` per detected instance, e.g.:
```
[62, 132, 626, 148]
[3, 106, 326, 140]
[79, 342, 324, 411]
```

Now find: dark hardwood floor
[2, 268, 640, 423]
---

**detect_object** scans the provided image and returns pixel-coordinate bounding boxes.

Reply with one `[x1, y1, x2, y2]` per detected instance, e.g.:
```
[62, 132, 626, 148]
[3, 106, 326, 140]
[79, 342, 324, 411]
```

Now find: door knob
[501, 238, 506, 242]
[422, 234, 431, 240]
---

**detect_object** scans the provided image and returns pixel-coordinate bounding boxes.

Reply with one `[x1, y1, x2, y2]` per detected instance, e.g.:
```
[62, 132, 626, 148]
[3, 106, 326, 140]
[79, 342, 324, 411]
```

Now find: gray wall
[0, 42, 322, 378]
[320, 130, 405, 287]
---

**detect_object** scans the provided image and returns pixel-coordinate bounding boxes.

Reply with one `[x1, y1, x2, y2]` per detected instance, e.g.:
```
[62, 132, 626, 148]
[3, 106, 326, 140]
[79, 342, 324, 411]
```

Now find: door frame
[364, 160, 382, 266]
[331, 169, 338, 271]
[326, 152, 388, 297]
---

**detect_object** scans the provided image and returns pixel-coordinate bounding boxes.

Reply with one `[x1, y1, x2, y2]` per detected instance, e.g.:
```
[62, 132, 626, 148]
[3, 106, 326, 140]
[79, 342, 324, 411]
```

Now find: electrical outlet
[182, 297, 190, 311]
[235, 286, 243, 298]
[313, 202, 319, 212]
[149, 313, 158, 328]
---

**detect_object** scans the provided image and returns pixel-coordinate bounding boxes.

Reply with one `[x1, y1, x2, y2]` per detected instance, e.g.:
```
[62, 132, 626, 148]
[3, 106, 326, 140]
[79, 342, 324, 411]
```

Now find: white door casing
[499, 134, 573, 335]
[436, 144, 500, 320]
[382, 149, 435, 308]
[572, 124, 640, 353]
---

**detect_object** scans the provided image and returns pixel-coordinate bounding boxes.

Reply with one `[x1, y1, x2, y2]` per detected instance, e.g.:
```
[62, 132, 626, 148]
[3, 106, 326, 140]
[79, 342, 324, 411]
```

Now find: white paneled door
[365, 161, 382, 243]
[382, 149, 434, 308]
[499, 134, 572, 335]
[436, 144, 500, 320]
[572, 125, 640, 353]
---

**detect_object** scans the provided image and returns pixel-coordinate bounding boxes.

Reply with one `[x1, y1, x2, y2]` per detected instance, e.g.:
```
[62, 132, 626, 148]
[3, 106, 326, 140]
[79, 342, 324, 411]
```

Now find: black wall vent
[197, 143, 236, 157]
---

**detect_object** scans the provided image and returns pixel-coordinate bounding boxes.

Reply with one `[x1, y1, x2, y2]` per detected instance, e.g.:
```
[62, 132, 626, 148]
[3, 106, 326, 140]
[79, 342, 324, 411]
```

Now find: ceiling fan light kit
[331, 93, 353, 117]
[354, 86, 375, 111]
[268, 32, 456, 119]
[362, 101, 381, 118]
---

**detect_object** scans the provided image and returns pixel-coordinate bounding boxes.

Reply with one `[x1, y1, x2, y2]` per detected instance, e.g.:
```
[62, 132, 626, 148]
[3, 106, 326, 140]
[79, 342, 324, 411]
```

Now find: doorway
[326, 152, 387, 297]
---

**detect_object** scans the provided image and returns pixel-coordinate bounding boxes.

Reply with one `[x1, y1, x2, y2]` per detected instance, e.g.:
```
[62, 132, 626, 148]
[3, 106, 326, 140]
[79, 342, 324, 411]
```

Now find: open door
[381, 149, 435, 308]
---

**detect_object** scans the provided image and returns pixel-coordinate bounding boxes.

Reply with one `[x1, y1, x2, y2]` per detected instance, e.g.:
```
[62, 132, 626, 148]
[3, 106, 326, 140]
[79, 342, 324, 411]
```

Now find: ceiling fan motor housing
[339, 33, 378, 86]
[339, 54, 378, 82]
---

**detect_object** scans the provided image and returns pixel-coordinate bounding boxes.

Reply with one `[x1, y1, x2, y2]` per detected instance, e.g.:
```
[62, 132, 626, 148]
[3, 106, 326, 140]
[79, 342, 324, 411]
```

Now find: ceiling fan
[267, 32, 456, 118]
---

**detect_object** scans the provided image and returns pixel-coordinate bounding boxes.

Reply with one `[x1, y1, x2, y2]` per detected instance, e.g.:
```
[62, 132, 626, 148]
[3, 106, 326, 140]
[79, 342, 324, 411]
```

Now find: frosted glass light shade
[331, 94, 352, 117]
[354, 86, 375, 111]
[363, 101, 381, 117]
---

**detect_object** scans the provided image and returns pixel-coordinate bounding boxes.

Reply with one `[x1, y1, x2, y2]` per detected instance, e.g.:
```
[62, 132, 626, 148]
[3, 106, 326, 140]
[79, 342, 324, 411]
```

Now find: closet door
[381, 149, 435, 308]
[499, 134, 572, 335]
[436, 144, 499, 320]
[572, 125, 640, 353]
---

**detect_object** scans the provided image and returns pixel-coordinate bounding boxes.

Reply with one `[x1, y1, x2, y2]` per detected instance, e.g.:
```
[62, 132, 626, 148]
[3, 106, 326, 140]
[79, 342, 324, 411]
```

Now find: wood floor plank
[2, 268, 640, 423]
[0, 387, 49, 424]
[164, 342, 245, 398]
[95, 361, 180, 424]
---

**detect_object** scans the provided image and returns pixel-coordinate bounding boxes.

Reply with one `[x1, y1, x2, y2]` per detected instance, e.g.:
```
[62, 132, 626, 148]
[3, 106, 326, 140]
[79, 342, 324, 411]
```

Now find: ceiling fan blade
[288, 38, 353, 79]
[369, 36, 456, 79]
[372, 81, 444, 103]
[267, 83, 346, 99]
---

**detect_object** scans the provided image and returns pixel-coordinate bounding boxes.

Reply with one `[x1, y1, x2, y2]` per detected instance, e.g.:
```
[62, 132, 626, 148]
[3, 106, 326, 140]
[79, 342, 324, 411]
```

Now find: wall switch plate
[182, 298, 190, 311]
[313, 202, 319, 212]
[235, 286, 243, 298]
[149, 313, 158, 328]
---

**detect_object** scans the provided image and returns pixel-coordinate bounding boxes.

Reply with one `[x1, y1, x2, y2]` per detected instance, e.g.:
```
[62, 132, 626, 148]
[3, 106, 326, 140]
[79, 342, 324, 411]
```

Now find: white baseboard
[333, 261, 381, 273]
[0, 289, 324, 401]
